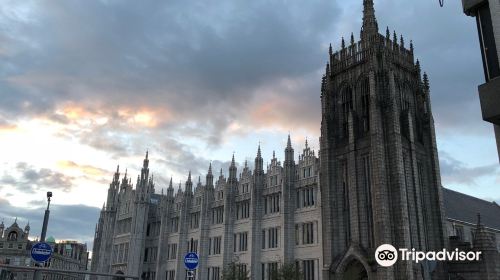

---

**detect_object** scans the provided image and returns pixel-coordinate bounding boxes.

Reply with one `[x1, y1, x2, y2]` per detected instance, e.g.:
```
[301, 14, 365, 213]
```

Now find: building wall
[92, 145, 323, 280]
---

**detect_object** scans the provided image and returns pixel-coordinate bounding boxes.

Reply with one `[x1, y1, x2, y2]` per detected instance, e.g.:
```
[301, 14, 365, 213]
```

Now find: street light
[40, 192, 52, 242]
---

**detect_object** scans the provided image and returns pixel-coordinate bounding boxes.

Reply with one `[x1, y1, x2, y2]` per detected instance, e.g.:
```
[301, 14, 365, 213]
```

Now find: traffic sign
[184, 252, 199, 270]
[31, 242, 53, 263]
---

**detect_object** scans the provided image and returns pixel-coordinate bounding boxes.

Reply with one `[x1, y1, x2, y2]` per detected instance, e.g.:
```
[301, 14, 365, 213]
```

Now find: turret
[228, 154, 237, 183]
[0, 220, 4, 237]
[120, 168, 128, 191]
[285, 134, 294, 164]
[206, 162, 214, 188]
[185, 171, 193, 194]
[24, 222, 30, 235]
[361, 0, 378, 39]
[167, 177, 174, 198]
[254, 144, 264, 174]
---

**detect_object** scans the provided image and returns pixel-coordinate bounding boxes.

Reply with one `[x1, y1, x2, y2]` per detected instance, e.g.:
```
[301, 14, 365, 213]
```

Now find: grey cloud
[440, 151, 500, 186]
[0, 198, 99, 249]
[0, 162, 74, 193]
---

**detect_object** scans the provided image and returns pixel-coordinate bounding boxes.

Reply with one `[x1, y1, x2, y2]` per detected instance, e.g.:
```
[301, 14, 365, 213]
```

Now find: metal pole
[34, 192, 52, 280]
[40, 195, 51, 242]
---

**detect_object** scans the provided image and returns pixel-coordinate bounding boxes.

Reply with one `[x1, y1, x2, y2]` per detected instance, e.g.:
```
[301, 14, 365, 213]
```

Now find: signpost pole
[33, 192, 53, 280]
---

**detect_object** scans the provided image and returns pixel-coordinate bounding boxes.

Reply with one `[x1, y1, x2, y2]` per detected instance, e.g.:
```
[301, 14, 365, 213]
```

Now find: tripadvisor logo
[374, 244, 482, 267]
[375, 244, 398, 267]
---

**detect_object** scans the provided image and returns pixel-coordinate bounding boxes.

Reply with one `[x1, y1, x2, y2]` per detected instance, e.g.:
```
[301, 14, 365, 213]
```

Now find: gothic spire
[206, 162, 214, 187]
[362, 0, 378, 36]
[168, 177, 173, 189]
[143, 150, 149, 168]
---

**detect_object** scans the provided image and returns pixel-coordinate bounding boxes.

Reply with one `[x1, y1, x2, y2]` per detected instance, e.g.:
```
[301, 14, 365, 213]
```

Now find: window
[237, 264, 248, 278]
[455, 225, 464, 241]
[190, 212, 200, 229]
[236, 200, 250, 220]
[208, 267, 220, 280]
[341, 87, 353, 137]
[124, 243, 129, 263]
[264, 193, 280, 214]
[234, 232, 248, 252]
[302, 260, 315, 280]
[167, 244, 177, 260]
[113, 245, 119, 264]
[241, 183, 250, 194]
[296, 186, 315, 208]
[212, 207, 224, 224]
[17, 244, 23, 249]
[262, 262, 278, 280]
[7, 231, 17, 241]
[302, 222, 315, 245]
[210, 237, 222, 255]
[166, 270, 175, 280]
[263, 227, 279, 249]
[187, 240, 198, 253]
[217, 191, 224, 200]
[0, 243, 3, 249]
[170, 217, 179, 233]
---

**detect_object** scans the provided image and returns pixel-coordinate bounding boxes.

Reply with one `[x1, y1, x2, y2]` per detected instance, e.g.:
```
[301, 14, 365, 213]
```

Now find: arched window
[340, 86, 353, 138]
[399, 83, 411, 112]
[7, 231, 17, 241]
[358, 78, 370, 133]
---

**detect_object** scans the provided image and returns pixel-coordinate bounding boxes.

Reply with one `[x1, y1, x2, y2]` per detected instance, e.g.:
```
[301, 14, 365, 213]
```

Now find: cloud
[440, 151, 500, 186]
[0, 197, 99, 249]
[0, 162, 75, 193]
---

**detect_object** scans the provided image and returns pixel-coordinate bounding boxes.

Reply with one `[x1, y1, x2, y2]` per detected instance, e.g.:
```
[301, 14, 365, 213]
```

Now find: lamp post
[40, 192, 52, 242]
[33, 192, 52, 280]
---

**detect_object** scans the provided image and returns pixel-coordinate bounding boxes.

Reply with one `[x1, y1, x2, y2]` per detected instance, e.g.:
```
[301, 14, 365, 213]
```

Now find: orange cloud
[57, 160, 107, 177]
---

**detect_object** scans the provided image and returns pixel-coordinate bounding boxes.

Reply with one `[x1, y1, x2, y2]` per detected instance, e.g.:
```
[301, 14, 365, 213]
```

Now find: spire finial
[257, 143, 262, 158]
[287, 134, 292, 149]
[245, 160, 248, 168]
[188, 171, 192, 182]
[341, 37, 345, 49]
[423, 72, 430, 90]
[145, 150, 149, 160]
[400, 35, 405, 48]
[410, 40, 414, 53]
[350, 32, 355, 45]
[329, 43, 332, 55]
[208, 161, 213, 175]
[393, 31, 397, 44]
[305, 137, 309, 148]
[220, 168, 223, 176]
[116, 165, 119, 173]
[169, 177, 173, 188]
[231, 153, 236, 166]
[362, 0, 378, 36]
[386, 26, 390, 39]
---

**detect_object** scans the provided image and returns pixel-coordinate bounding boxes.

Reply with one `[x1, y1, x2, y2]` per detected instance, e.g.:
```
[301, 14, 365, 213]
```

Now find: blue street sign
[184, 252, 199, 270]
[31, 242, 53, 263]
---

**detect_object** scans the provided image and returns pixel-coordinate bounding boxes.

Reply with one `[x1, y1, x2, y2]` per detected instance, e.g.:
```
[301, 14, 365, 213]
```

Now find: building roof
[443, 187, 500, 230]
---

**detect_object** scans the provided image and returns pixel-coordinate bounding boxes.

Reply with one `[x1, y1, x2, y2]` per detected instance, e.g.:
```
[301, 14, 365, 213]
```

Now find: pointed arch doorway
[343, 259, 368, 280]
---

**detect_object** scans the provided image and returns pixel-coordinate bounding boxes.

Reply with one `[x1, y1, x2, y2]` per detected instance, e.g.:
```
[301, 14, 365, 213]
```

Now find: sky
[0, 0, 499, 250]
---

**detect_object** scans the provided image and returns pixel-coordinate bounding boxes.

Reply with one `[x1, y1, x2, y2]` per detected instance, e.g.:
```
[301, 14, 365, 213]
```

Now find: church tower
[319, 1, 447, 279]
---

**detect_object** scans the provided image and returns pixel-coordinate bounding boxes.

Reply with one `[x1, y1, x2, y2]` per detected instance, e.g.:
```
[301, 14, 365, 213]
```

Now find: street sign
[183, 252, 199, 270]
[31, 242, 53, 263]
